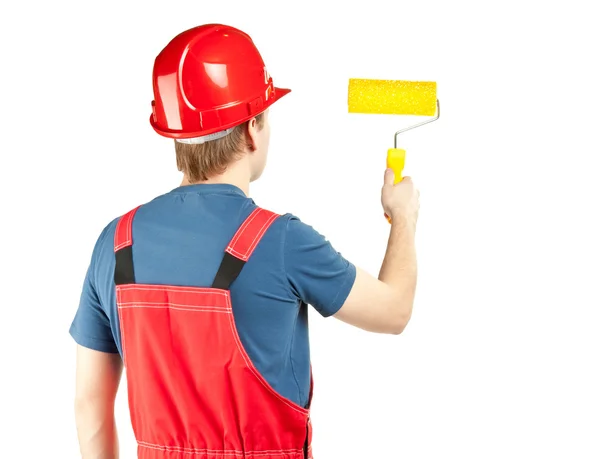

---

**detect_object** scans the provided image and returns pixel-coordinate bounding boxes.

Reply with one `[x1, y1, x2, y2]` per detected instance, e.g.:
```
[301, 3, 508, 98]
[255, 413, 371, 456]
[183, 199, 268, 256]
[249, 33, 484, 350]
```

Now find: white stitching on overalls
[118, 305, 231, 313]
[119, 301, 230, 308]
[245, 213, 278, 257]
[117, 285, 228, 296]
[226, 211, 277, 260]
[114, 208, 136, 251]
[225, 293, 309, 416]
[229, 208, 261, 248]
[137, 440, 303, 456]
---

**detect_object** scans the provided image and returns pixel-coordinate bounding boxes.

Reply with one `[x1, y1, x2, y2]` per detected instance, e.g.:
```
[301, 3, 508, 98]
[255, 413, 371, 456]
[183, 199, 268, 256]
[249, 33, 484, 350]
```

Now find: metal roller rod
[394, 99, 441, 148]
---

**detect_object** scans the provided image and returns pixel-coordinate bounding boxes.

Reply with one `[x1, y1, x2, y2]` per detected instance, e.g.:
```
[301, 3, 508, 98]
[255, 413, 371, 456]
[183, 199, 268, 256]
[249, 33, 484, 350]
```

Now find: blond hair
[175, 114, 265, 182]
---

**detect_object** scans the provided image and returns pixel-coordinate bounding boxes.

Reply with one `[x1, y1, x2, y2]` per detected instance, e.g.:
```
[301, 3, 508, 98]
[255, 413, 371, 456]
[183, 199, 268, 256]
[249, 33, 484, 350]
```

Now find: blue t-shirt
[69, 183, 356, 408]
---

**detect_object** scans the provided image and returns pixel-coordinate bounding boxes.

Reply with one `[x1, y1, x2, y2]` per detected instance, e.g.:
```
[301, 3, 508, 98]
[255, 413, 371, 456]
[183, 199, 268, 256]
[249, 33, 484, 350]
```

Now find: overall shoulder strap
[114, 206, 141, 285]
[212, 207, 280, 290]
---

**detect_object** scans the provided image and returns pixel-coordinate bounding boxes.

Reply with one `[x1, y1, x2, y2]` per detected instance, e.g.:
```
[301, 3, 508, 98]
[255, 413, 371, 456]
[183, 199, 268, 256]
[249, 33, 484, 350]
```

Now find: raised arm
[334, 169, 419, 334]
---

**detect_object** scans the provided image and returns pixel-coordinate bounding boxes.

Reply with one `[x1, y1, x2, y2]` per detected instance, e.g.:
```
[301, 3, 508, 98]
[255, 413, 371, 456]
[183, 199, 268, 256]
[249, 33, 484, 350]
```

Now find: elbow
[389, 325, 406, 335]
[74, 395, 91, 418]
[74, 394, 103, 418]
[386, 295, 414, 335]
[388, 314, 411, 335]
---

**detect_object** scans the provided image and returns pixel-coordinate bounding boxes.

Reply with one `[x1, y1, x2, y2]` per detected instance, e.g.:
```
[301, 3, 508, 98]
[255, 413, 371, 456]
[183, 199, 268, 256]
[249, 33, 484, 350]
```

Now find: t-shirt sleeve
[283, 215, 356, 317]
[69, 228, 119, 354]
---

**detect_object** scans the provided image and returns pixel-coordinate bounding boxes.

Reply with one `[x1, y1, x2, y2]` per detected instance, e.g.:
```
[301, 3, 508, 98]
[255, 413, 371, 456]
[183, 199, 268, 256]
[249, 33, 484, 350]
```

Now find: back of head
[174, 113, 265, 182]
[149, 24, 290, 181]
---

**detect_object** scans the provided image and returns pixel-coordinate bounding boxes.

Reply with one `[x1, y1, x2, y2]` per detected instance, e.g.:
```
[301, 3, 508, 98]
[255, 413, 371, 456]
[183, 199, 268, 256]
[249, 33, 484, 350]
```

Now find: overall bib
[114, 206, 313, 458]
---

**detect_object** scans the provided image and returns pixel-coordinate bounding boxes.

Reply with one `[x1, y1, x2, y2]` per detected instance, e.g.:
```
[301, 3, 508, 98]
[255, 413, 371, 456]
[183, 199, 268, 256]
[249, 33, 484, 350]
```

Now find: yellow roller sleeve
[348, 79, 437, 116]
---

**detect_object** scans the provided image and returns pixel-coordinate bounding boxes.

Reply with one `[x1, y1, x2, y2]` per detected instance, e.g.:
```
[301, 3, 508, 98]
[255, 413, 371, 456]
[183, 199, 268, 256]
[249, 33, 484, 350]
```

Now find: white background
[1, 0, 599, 457]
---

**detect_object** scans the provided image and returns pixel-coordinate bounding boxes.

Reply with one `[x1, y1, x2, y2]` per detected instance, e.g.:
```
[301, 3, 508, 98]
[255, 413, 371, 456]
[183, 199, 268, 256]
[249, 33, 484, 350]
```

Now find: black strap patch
[212, 252, 246, 290]
[114, 246, 135, 285]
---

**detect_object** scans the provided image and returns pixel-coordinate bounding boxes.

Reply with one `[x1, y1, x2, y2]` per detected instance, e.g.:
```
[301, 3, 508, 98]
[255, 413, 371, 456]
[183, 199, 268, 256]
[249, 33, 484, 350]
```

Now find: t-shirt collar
[169, 183, 247, 197]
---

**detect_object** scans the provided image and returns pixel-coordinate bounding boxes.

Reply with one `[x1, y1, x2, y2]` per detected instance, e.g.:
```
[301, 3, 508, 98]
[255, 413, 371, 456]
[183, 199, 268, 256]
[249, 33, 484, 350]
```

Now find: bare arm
[74, 345, 123, 459]
[335, 171, 419, 334]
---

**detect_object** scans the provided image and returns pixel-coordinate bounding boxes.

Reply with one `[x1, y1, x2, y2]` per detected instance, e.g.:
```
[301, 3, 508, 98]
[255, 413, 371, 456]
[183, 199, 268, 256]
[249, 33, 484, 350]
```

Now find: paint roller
[348, 78, 440, 222]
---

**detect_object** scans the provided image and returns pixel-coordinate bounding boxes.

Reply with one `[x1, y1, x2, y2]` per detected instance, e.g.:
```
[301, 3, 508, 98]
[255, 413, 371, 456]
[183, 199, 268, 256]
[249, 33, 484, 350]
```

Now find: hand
[381, 169, 420, 228]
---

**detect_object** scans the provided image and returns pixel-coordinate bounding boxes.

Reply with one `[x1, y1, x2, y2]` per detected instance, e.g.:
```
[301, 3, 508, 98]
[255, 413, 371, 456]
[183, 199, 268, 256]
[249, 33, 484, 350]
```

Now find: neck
[180, 157, 251, 196]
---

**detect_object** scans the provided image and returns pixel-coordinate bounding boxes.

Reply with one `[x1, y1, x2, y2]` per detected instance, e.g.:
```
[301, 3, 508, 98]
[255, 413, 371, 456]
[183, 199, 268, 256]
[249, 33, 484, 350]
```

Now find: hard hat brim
[272, 86, 291, 100]
[151, 86, 292, 140]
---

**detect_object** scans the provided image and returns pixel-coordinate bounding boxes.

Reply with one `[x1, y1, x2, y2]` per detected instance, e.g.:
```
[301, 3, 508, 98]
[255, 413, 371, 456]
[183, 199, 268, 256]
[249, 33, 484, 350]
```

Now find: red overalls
[114, 206, 313, 459]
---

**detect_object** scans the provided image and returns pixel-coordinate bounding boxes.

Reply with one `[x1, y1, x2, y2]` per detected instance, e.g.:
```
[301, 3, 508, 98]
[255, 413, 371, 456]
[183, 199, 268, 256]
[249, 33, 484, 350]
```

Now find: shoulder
[93, 216, 119, 254]
[236, 209, 327, 262]
[278, 213, 329, 246]
[88, 216, 120, 272]
[276, 212, 345, 269]
[248, 210, 325, 245]
[88, 202, 146, 279]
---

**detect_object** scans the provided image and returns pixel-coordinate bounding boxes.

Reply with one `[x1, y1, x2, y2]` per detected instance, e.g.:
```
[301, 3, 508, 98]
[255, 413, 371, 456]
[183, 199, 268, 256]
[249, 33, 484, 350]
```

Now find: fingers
[384, 168, 395, 187]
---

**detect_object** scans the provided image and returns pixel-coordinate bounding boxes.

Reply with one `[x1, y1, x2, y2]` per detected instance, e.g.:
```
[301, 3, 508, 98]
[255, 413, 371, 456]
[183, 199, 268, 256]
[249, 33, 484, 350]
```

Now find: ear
[245, 117, 259, 152]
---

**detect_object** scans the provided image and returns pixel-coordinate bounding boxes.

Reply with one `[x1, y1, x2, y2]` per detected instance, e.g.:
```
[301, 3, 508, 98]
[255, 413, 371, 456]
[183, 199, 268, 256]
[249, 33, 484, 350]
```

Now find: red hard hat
[150, 24, 291, 141]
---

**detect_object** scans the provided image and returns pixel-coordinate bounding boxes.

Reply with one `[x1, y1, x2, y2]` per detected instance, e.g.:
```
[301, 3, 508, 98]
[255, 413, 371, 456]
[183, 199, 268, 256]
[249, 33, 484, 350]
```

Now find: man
[70, 24, 419, 459]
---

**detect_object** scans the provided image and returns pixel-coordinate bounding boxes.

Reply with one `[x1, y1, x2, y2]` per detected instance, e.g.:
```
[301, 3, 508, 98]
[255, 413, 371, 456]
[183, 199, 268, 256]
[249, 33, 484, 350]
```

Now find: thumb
[384, 168, 395, 187]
